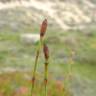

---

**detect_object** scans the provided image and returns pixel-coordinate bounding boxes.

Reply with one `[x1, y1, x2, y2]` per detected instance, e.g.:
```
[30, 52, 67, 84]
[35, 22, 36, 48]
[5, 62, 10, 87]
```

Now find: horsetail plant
[40, 19, 47, 39]
[43, 43, 49, 96]
[31, 19, 48, 96]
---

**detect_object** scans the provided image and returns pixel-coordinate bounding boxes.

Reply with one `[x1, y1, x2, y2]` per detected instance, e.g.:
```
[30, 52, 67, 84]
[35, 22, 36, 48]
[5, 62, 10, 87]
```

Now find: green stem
[44, 61, 48, 96]
[31, 40, 43, 96]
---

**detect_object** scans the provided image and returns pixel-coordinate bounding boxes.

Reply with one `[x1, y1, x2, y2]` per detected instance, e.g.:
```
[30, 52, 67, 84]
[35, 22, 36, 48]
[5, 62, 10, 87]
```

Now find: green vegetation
[0, 26, 96, 96]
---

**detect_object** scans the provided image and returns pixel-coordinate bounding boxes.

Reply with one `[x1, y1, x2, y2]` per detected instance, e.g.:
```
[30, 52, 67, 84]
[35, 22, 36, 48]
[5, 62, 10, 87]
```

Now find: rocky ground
[0, 0, 96, 30]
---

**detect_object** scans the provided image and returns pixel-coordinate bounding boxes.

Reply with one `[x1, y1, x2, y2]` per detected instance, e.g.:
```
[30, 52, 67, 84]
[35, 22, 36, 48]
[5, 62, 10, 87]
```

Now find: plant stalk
[31, 40, 42, 96]
[44, 61, 48, 96]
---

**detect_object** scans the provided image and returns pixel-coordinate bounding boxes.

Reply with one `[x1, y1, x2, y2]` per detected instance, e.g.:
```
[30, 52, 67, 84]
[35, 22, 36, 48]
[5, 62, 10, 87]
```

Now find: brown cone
[40, 19, 47, 38]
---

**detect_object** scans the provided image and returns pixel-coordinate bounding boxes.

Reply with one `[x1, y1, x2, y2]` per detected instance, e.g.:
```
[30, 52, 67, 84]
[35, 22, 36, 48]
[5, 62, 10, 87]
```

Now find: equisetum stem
[31, 40, 43, 96]
[44, 61, 48, 96]
[30, 19, 47, 96]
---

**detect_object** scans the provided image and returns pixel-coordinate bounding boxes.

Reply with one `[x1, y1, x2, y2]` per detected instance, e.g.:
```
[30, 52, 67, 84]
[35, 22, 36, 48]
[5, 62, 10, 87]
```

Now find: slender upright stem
[43, 43, 49, 96]
[44, 61, 48, 96]
[31, 19, 47, 96]
[31, 40, 42, 96]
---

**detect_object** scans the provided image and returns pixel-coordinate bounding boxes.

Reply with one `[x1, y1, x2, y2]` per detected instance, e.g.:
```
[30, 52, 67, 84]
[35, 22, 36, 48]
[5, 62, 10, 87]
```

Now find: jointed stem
[44, 61, 48, 96]
[31, 40, 42, 96]
[30, 19, 47, 96]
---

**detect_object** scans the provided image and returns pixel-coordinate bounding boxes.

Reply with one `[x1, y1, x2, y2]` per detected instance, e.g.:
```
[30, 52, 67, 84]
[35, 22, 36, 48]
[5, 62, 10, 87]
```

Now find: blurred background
[0, 0, 96, 96]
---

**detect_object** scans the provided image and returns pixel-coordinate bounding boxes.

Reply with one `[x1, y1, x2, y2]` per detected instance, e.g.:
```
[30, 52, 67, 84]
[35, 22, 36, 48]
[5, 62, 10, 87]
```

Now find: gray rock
[20, 33, 40, 44]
